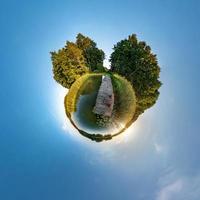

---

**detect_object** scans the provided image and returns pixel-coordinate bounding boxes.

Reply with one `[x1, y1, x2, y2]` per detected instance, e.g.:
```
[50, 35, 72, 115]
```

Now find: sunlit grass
[65, 73, 103, 114]
[64, 72, 137, 141]
[111, 73, 137, 127]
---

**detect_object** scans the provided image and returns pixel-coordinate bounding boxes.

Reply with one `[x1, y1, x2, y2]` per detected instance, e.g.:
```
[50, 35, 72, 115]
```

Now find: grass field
[64, 72, 137, 140]
[65, 73, 103, 115]
[111, 73, 137, 127]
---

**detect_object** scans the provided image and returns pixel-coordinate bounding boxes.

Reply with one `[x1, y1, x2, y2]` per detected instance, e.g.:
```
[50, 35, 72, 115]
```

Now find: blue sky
[0, 0, 200, 199]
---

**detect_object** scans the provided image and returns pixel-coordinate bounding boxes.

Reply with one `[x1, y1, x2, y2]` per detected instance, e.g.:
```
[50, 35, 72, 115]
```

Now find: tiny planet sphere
[65, 73, 137, 142]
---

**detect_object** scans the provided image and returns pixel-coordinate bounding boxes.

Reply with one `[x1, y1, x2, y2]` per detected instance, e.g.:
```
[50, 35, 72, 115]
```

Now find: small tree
[110, 34, 162, 117]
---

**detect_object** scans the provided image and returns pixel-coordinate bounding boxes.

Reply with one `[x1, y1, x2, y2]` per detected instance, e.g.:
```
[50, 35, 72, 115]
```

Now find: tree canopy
[76, 33, 105, 72]
[110, 34, 162, 118]
[51, 33, 105, 88]
[51, 33, 161, 120]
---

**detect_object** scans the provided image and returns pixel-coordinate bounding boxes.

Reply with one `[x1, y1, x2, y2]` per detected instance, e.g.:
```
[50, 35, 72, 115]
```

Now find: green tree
[51, 41, 89, 88]
[51, 33, 106, 88]
[110, 34, 162, 118]
[76, 33, 105, 72]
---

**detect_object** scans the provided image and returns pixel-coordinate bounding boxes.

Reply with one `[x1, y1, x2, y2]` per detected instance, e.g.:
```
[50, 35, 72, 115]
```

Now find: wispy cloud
[154, 142, 163, 154]
[156, 171, 200, 200]
[156, 179, 183, 200]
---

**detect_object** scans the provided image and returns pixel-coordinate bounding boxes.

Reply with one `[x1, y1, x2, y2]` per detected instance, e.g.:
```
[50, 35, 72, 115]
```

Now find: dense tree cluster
[51, 33, 161, 120]
[110, 34, 162, 117]
[51, 33, 105, 88]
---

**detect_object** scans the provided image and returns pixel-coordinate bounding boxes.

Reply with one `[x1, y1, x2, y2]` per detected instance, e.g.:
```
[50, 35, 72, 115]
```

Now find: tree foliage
[51, 41, 88, 88]
[51, 33, 161, 120]
[51, 33, 105, 88]
[76, 33, 105, 72]
[110, 34, 162, 117]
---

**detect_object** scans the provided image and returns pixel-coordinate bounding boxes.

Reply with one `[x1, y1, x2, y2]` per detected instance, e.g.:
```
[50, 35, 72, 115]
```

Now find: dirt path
[93, 75, 114, 117]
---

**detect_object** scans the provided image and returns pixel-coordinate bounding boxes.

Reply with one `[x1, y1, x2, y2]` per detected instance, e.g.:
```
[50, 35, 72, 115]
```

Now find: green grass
[64, 72, 137, 141]
[65, 73, 103, 115]
[111, 73, 137, 127]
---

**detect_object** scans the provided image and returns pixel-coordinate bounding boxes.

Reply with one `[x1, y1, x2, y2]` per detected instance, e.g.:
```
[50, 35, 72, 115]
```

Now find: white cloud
[154, 142, 163, 153]
[51, 84, 68, 125]
[156, 171, 200, 200]
[103, 59, 110, 69]
[62, 121, 68, 131]
[156, 179, 183, 200]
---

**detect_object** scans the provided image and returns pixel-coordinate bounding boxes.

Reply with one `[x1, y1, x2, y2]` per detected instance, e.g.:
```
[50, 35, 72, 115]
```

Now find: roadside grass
[65, 73, 103, 115]
[111, 74, 137, 126]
